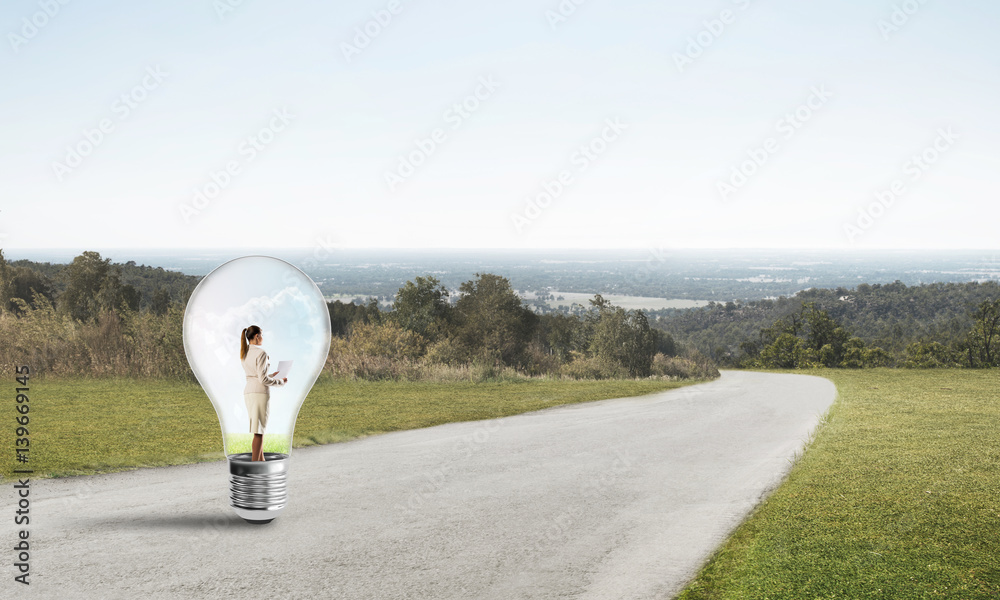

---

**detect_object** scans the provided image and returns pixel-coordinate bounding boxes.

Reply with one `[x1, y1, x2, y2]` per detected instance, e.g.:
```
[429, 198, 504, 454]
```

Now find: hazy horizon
[6, 246, 999, 256]
[5, 247, 996, 306]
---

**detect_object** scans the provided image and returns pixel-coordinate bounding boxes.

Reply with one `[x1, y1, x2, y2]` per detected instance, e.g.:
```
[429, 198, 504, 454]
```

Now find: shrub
[424, 336, 468, 365]
[345, 321, 425, 359]
[902, 341, 961, 368]
[757, 333, 817, 369]
[523, 342, 562, 377]
[0, 295, 190, 379]
[651, 352, 721, 380]
[469, 358, 527, 383]
[840, 337, 891, 368]
[560, 355, 627, 380]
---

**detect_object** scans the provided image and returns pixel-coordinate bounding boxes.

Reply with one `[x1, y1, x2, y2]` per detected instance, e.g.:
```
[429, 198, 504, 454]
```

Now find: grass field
[678, 368, 1000, 599]
[1, 374, 695, 480]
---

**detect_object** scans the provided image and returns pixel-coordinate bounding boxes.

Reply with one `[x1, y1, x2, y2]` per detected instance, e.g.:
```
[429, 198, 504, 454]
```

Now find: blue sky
[2, 0, 998, 249]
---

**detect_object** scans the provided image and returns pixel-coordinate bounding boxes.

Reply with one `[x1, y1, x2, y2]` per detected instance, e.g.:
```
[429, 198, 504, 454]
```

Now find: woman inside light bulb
[240, 325, 288, 461]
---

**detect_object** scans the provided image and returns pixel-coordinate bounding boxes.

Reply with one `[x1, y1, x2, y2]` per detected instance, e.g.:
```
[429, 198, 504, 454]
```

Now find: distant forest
[1, 250, 997, 380]
[655, 281, 1000, 368]
[0, 250, 714, 381]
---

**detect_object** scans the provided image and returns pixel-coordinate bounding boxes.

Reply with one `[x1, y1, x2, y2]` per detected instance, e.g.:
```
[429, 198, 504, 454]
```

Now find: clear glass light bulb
[182, 255, 331, 523]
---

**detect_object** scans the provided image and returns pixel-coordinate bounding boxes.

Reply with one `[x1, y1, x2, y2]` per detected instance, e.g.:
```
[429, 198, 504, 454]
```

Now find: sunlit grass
[678, 368, 1000, 600]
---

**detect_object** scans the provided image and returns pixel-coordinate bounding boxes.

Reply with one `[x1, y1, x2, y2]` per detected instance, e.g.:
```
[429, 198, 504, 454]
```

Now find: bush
[523, 342, 562, 377]
[560, 355, 627, 380]
[0, 295, 190, 379]
[344, 321, 425, 359]
[424, 336, 468, 365]
[588, 305, 656, 377]
[469, 358, 527, 383]
[901, 340, 961, 368]
[757, 333, 817, 369]
[325, 344, 422, 381]
[326, 328, 422, 381]
[651, 351, 720, 380]
[840, 337, 891, 368]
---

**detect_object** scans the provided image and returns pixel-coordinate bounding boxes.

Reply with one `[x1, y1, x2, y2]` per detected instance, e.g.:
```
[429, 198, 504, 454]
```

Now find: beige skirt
[244, 392, 270, 435]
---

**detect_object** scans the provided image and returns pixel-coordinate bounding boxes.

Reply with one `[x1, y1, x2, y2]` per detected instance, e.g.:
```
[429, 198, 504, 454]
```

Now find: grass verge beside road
[678, 368, 1000, 599]
[2, 374, 697, 480]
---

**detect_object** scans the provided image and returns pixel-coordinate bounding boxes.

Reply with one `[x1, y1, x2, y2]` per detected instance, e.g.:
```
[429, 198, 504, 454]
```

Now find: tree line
[0, 251, 716, 381]
[655, 281, 1000, 368]
[5, 250, 994, 377]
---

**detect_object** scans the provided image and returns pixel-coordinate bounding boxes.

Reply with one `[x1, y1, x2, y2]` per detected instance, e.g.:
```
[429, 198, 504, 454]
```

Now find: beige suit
[242, 345, 286, 434]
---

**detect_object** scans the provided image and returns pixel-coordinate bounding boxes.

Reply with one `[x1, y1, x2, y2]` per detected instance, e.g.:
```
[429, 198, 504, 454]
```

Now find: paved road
[9, 370, 835, 599]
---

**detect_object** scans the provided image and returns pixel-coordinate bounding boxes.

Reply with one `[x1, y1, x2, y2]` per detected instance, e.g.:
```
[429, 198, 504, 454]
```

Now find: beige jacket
[242, 345, 286, 396]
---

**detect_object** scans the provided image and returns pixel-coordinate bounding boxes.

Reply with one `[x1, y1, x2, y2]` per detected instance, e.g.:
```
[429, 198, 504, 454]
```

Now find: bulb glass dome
[182, 255, 331, 457]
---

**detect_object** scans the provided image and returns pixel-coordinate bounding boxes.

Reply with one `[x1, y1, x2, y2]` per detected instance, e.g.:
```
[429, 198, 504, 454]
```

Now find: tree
[536, 313, 581, 361]
[757, 333, 813, 368]
[150, 288, 172, 316]
[327, 299, 376, 337]
[4, 266, 56, 314]
[0, 249, 10, 313]
[746, 303, 895, 368]
[738, 338, 762, 367]
[589, 293, 612, 310]
[453, 273, 537, 366]
[902, 341, 960, 368]
[364, 297, 384, 326]
[964, 298, 1000, 367]
[589, 306, 657, 377]
[653, 329, 677, 357]
[841, 337, 868, 368]
[391, 276, 450, 341]
[59, 251, 140, 321]
[802, 303, 850, 366]
[576, 294, 608, 348]
[759, 312, 803, 346]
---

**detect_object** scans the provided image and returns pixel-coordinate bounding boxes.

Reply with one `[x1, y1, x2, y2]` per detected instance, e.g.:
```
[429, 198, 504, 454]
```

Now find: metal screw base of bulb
[228, 452, 289, 524]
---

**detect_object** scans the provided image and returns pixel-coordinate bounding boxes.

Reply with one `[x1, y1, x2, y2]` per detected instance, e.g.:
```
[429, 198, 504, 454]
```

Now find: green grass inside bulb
[223, 433, 292, 455]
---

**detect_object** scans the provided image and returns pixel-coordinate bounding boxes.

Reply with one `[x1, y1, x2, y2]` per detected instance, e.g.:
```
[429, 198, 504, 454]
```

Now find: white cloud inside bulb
[202, 287, 327, 365]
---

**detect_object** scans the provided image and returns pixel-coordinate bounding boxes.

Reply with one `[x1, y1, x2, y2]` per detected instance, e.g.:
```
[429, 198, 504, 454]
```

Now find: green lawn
[678, 368, 1000, 599]
[1, 374, 695, 480]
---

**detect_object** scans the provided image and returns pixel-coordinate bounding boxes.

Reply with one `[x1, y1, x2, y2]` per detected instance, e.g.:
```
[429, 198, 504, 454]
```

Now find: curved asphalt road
[9, 370, 835, 599]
